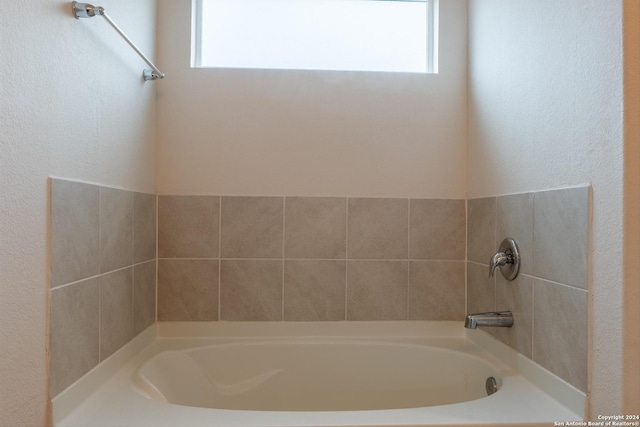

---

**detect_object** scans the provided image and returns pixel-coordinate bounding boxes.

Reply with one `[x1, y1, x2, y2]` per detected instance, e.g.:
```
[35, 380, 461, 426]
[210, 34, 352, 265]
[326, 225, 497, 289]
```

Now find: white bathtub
[54, 322, 585, 427]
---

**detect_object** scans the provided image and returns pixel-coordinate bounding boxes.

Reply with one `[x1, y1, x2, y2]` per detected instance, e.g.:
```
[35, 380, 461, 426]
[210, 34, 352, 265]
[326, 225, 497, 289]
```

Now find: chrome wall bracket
[72, 2, 165, 81]
[489, 238, 520, 280]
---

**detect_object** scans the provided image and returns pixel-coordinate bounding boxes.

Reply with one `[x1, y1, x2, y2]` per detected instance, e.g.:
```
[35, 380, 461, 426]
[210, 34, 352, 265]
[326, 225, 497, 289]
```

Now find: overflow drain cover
[486, 377, 499, 396]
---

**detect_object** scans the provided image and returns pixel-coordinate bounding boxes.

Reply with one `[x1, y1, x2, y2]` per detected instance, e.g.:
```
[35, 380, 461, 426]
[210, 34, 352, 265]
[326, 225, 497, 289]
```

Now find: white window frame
[191, 0, 439, 74]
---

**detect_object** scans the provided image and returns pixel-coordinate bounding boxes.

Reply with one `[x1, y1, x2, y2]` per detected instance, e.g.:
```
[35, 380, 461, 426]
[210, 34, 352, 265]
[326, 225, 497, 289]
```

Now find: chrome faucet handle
[489, 238, 520, 281]
[489, 252, 509, 277]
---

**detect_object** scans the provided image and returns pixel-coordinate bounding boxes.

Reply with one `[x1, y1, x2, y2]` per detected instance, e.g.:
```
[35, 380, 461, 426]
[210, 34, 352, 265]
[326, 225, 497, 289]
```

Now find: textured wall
[155, 0, 469, 198]
[0, 1, 157, 424]
[468, 0, 629, 416]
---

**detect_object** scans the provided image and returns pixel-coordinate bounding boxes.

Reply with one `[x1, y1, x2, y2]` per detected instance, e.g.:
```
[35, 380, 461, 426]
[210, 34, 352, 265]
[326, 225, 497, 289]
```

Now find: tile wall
[49, 179, 156, 397]
[49, 183, 589, 398]
[467, 186, 589, 392]
[157, 196, 466, 322]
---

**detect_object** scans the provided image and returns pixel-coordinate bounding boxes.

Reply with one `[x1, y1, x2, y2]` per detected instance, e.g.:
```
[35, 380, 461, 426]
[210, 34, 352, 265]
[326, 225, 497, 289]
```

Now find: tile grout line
[493, 197, 497, 311]
[345, 198, 349, 321]
[130, 192, 135, 336]
[464, 199, 468, 317]
[49, 259, 153, 292]
[531, 278, 536, 363]
[218, 196, 222, 321]
[98, 186, 103, 363]
[154, 257, 468, 262]
[466, 258, 588, 293]
[281, 197, 286, 321]
[531, 192, 536, 362]
[155, 194, 159, 324]
[407, 199, 412, 319]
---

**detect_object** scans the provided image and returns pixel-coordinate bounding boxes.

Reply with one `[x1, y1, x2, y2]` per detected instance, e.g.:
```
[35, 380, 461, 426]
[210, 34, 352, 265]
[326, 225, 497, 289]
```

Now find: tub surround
[466, 186, 589, 393]
[157, 196, 467, 322]
[50, 178, 157, 398]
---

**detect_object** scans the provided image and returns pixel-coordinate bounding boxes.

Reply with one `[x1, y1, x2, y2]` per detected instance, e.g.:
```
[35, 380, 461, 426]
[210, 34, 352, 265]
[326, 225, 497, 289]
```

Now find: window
[192, 0, 438, 73]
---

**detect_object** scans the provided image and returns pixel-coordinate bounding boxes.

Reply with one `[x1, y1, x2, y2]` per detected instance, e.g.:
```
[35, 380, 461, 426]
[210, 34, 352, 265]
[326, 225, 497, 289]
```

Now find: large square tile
[157, 259, 219, 321]
[496, 193, 534, 275]
[491, 273, 534, 358]
[99, 268, 134, 360]
[134, 260, 156, 334]
[284, 197, 346, 259]
[409, 199, 465, 260]
[408, 261, 465, 320]
[466, 261, 495, 315]
[533, 187, 589, 288]
[221, 197, 283, 259]
[158, 196, 219, 258]
[348, 198, 408, 260]
[220, 260, 283, 320]
[347, 261, 408, 320]
[100, 187, 133, 273]
[50, 179, 100, 287]
[284, 260, 346, 321]
[467, 197, 496, 265]
[50, 278, 99, 397]
[134, 192, 157, 263]
[533, 279, 587, 391]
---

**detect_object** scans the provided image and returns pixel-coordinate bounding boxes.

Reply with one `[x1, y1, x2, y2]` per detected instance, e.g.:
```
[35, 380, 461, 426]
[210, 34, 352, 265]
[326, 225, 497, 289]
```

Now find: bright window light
[193, 0, 438, 73]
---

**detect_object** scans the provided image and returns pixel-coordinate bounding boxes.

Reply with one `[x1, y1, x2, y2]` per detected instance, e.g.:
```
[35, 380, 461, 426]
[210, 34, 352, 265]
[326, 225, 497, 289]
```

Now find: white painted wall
[0, 1, 156, 424]
[156, 0, 468, 198]
[468, 0, 635, 416]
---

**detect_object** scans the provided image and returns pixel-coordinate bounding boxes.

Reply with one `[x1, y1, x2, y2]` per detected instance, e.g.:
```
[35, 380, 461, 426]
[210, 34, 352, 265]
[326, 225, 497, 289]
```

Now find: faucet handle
[489, 252, 509, 277]
[489, 238, 520, 281]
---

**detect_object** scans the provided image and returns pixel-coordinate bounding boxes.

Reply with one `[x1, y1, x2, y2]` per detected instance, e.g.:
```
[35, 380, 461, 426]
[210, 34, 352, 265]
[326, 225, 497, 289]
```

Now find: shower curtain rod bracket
[71, 1, 165, 81]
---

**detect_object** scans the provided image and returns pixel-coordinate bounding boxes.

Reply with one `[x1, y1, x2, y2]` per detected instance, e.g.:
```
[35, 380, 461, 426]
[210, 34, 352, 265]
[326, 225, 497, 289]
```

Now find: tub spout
[464, 311, 514, 329]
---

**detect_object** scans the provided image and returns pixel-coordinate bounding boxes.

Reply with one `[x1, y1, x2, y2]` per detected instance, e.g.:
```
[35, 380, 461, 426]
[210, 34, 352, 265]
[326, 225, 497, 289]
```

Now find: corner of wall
[623, 0, 640, 413]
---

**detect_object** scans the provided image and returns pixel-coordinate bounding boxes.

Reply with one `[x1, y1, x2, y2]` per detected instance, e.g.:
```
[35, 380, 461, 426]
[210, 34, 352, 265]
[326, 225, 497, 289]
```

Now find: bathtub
[53, 322, 585, 427]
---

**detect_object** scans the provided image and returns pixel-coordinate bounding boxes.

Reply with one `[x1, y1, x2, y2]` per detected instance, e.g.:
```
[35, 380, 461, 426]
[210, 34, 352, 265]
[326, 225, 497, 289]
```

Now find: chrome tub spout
[464, 311, 514, 329]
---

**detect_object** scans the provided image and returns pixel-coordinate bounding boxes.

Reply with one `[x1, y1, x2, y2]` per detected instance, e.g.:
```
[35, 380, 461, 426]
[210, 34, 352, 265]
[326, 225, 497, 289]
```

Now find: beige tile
[99, 268, 134, 360]
[134, 192, 157, 264]
[491, 274, 534, 358]
[284, 197, 346, 259]
[466, 262, 495, 315]
[497, 193, 534, 275]
[50, 179, 100, 287]
[134, 260, 156, 334]
[408, 261, 465, 320]
[220, 260, 283, 321]
[347, 261, 408, 320]
[409, 199, 465, 260]
[158, 196, 219, 258]
[50, 278, 99, 397]
[284, 260, 346, 321]
[157, 260, 218, 321]
[533, 187, 589, 289]
[221, 197, 284, 259]
[533, 279, 587, 391]
[467, 197, 496, 265]
[348, 198, 408, 260]
[100, 187, 134, 273]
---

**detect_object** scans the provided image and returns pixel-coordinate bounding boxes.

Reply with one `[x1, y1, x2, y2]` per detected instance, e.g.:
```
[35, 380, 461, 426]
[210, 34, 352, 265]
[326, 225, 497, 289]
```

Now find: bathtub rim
[52, 321, 586, 425]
